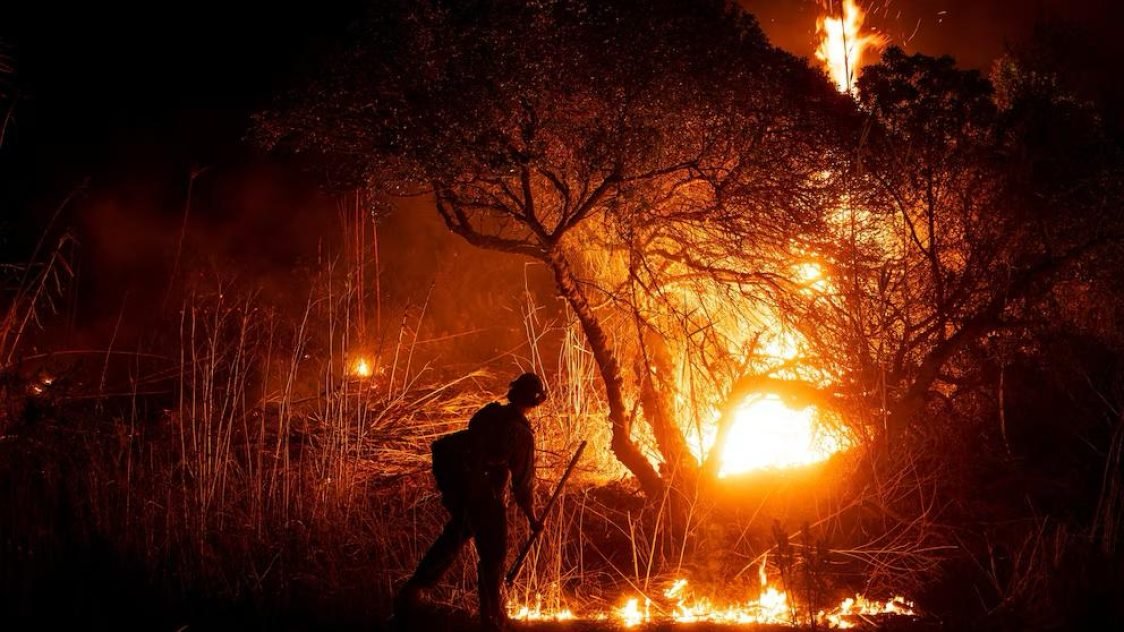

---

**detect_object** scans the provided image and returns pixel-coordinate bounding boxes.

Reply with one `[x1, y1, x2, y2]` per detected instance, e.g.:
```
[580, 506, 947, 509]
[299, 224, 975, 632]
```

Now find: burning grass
[0, 215, 936, 628]
[509, 562, 917, 628]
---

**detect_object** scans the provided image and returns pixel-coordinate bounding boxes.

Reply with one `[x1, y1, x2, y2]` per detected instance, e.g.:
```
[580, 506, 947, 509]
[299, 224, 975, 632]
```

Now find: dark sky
[0, 2, 364, 207]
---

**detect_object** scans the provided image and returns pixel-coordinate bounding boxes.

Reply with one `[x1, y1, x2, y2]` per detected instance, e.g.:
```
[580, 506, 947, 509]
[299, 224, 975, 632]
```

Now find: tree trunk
[636, 330, 698, 537]
[637, 329, 695, 479]
[547, 248, 664, 498]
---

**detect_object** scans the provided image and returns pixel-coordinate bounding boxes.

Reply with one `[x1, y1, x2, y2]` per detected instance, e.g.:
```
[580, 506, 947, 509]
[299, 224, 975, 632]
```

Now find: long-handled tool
[505, 440, 587, 585]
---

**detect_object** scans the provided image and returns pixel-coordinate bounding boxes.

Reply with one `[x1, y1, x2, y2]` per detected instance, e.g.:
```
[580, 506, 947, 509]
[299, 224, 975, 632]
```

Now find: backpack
[430, 402, 515, 499]
[430, 428, 476, 498]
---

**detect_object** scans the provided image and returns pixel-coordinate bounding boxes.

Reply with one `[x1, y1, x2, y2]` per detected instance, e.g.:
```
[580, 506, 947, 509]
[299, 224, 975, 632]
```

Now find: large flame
[719, 395, 847, 477]
[815, 0, 886, 93]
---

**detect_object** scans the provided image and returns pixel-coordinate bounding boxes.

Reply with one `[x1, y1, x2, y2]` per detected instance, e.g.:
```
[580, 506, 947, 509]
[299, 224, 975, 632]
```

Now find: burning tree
[256, 1, 1124, 613]
[256, 0, 855, 498]
[770, 46, 1124, 453]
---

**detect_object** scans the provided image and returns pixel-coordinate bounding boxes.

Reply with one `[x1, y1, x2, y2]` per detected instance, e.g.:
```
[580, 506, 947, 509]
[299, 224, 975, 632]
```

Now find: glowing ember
[719, 395, 847, 477]
[815, 0, 886, 93]
[349, 356, 373, 378]
[28, 371, 55, 396]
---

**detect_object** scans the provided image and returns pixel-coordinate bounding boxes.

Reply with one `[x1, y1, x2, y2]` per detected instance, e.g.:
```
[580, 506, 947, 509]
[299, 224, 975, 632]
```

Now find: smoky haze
[65, 163, 557, 372]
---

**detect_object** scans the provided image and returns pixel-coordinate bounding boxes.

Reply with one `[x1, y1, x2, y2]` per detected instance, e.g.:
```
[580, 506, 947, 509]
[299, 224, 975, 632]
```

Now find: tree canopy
[257, 2, 1123, 505]
[258, 0, 857, 495]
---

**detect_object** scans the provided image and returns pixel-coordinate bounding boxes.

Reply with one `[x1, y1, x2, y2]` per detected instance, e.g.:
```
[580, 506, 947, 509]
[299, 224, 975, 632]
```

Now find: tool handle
[505, 440, 587, 585]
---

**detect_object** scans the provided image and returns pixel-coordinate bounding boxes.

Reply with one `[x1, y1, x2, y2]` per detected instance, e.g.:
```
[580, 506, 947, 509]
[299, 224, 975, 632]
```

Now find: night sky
[0, 2, 364, 221]
[0, 2, 366, 342]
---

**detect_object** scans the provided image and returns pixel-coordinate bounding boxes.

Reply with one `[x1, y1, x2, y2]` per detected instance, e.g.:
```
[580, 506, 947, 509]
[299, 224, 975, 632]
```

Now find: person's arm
[510, 427, 540, 531]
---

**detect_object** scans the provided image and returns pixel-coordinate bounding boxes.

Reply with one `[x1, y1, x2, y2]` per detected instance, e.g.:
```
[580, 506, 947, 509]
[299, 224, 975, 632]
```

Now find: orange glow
[349, 356, 373, 379]
[671, 269, 848, 475]
[508, 560, 917, 627]
[718, 395, 847, 477]
[794, 260, 832, 293]
[618, 597, 651, 627]
[795, 261, 823, 284]
[815, 0, 886, 93]
[822, 595, 917, 629]
[507, 593, 575, 622]
[665, 563, 791, 624]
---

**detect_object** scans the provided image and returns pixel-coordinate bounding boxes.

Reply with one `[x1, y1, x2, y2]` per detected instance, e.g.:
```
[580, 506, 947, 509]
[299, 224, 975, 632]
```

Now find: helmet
[508, 372, 547, 408]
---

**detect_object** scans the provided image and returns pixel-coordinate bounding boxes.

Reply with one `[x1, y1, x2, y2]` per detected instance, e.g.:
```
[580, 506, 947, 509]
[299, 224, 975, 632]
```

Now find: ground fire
[509, 558, 916, 627]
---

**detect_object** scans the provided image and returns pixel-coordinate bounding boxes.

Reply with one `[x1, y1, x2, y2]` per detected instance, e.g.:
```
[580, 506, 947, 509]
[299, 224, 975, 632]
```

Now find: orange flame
[821, 594, 917, 629]
[349, 356, 373, 379]
[815, 0, 886, 93]
[673, 257, 849, 476]
[719, 395, 848, 477]
[618, 597, 651, 627]
[508, 593, 575, 622]
[509, 561, 917, 627]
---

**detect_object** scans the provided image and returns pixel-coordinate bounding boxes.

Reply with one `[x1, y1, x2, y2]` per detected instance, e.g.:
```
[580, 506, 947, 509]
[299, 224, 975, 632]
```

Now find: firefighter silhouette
[395, 372, 546, 631]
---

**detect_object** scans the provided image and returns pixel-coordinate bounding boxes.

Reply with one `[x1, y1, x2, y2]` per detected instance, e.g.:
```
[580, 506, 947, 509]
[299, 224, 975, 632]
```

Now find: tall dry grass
[0, 196, 646, 624]
[1, 194, 1034, 628]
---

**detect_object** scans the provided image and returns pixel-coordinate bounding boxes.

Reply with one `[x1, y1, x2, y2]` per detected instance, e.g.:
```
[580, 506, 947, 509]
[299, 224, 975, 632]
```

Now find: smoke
[69, 155, 560, 374]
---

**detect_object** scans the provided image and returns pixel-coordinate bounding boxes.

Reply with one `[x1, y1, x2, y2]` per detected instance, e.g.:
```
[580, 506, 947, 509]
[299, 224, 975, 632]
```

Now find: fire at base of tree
[3, 0, 1124, 630]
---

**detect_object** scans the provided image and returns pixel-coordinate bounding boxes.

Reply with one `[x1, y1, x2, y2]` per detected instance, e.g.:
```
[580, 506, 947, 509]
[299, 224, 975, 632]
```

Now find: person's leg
[397, 509, 470, 611]
[472, 499, 508, 630]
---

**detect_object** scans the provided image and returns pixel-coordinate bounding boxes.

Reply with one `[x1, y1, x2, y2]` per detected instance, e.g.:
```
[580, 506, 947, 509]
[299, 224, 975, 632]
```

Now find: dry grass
[0, 275, 940, 625]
